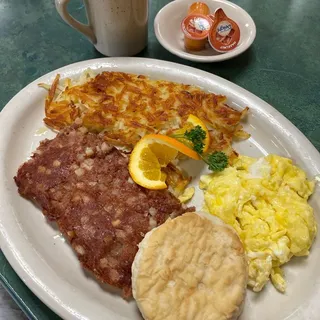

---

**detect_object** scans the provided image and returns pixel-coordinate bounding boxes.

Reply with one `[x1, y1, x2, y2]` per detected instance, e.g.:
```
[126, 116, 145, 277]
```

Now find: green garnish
[202, 151, 228, 172]
[172, 126, 228, 172]
[184, 125, 206, 154]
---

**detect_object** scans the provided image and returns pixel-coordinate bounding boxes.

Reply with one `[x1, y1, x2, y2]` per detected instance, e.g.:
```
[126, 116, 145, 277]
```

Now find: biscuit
[132, 212, 247, 320]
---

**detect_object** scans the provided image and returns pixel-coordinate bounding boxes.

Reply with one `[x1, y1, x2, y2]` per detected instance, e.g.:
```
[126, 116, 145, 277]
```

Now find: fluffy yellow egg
[200, 154, 317, 293]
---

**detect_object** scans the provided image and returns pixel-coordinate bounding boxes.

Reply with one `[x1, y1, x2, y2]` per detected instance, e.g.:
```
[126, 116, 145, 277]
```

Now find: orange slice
[174, 114, 210, 153]
[129, 134, 199, 190]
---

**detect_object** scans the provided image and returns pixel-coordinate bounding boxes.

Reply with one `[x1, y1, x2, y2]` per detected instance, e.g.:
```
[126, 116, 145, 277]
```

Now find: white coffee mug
[55, 0, 149, 57]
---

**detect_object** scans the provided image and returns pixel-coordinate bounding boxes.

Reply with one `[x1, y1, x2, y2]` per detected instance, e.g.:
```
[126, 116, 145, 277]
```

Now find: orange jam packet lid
[188, 2, 210, 16]
[208, 8, 240, 53]
[181, 14, 212, 40]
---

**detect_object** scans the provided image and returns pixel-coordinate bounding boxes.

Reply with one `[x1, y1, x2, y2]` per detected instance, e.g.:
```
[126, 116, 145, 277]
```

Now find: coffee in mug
[55, 0, 149, 57]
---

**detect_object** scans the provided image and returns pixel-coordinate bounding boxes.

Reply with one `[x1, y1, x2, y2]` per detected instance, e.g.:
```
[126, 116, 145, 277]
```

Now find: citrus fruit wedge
[174, 114, 210, 153]
[129, 134, 199, 189]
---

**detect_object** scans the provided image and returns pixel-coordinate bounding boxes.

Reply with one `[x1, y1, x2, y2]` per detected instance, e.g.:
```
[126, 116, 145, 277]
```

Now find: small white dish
[154, 0, 256, 62]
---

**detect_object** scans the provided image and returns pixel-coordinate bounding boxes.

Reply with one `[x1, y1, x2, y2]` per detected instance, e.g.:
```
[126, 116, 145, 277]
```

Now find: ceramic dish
[154, 0, 256, 62]
[0, 58, 319, 320]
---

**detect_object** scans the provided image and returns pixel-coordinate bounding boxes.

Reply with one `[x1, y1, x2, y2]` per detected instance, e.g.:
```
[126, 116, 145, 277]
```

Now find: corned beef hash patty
[14, 125, 193, 297]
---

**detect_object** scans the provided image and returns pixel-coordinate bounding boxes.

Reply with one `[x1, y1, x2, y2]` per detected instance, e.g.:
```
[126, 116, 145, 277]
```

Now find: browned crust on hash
[43, 72, 249, 161]
[14, 125, 193, 297]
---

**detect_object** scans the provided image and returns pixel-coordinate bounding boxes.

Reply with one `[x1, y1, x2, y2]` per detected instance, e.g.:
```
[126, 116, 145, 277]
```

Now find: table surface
[0, 0, 319, 319]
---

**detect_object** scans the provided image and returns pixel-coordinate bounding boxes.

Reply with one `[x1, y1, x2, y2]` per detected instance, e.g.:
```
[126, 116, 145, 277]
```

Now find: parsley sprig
[184, 126, 206, 154]
[172, 126, 228, 172]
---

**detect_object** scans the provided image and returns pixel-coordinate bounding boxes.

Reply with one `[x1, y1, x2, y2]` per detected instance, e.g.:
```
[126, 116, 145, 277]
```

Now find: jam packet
[181, 14, 212, 51]
[188, 2, 210, 15]
[208, 8, 240, 53]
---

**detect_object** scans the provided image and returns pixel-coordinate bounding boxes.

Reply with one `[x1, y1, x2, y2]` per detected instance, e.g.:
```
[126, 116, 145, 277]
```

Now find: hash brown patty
[43, 71, 249, 160]
[14, 124, 193, 296]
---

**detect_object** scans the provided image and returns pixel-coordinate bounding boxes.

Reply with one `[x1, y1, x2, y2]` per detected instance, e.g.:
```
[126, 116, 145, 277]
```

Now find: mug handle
[55, 0, 97, 44]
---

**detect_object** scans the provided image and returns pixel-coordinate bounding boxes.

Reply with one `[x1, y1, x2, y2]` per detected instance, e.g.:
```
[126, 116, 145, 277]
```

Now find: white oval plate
[0, 58, 319, 320]
[154, 0, 256, 63]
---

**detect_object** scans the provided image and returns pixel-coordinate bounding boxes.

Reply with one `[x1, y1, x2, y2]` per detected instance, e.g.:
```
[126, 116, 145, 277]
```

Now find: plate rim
[0, 57, 319, 320]
[154, 0, 257, 63]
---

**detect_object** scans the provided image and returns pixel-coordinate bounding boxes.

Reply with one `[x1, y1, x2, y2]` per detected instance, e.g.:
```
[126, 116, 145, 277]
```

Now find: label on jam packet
[208, 8, 240, 52]
[181, 14, 212, 40]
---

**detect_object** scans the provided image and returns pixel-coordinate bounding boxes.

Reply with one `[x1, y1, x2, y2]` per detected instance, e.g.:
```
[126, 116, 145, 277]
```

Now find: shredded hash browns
[41, 70, 249, 161]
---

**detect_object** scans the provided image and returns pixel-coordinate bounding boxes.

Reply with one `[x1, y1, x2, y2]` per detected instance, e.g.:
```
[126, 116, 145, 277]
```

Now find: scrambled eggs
[178, 187, 195, 203]
[200, 154, 317, 292]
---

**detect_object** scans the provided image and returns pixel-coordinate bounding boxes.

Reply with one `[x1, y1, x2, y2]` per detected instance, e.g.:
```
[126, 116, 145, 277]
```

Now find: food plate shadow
[24, 201, 61, 233]
[284, 255, 309, 268]
[81, 268, 130, 299]
[139, 41, 256, 83]
[46, 219, 61, 233]
[179, 159, 207, 180]
[197, 47, 256, 81]
[247, 285, 271, 304]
